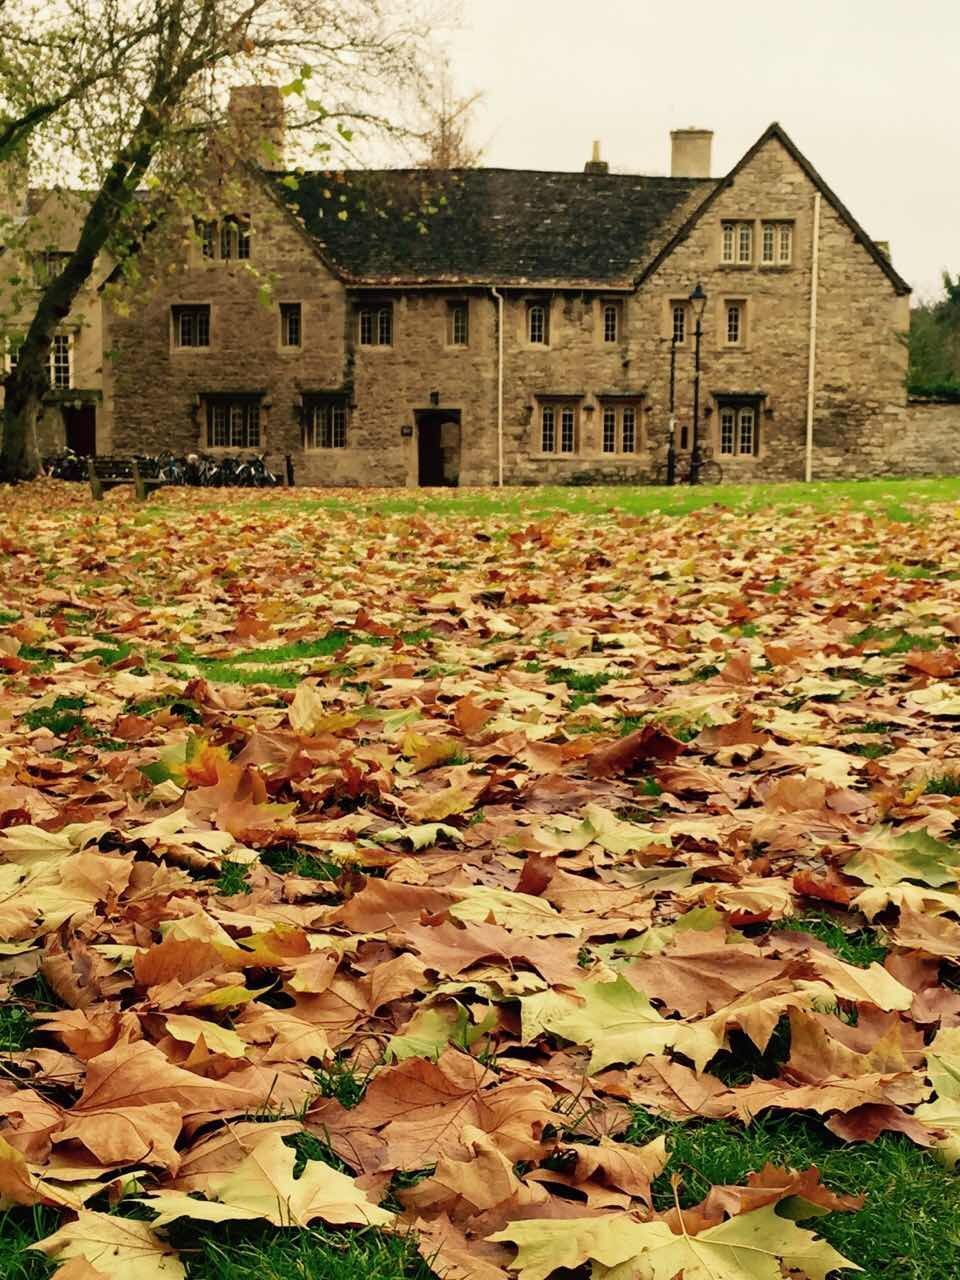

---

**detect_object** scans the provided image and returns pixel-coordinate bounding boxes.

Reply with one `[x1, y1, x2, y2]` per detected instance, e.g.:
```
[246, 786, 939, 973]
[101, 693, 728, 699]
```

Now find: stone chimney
[670, 128, 713, 179]
[228, 85, 285, 167]
[584, 140, 609, 175]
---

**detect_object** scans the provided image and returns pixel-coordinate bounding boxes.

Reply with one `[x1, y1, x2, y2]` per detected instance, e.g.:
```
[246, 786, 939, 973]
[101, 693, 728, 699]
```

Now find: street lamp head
[689, 282, 707, 313]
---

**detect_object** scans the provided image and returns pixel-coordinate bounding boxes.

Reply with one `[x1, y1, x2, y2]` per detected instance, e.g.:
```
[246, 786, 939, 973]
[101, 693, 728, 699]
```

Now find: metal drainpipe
[804, 191, 822, 483]
[491, 286, 504, 486]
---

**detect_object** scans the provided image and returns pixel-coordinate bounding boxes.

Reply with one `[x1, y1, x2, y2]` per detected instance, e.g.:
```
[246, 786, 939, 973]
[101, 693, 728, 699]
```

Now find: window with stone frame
[716, 398, 761, 458]
[358, 302, 393, 347]
[206, 397, 261, 449]
[538, 399, 578, 454]
[761, 221, 793, 265]
[447, 301, 469, 346]
[303, 398, 348, 449]
[280, 303, 302, 348]
[721, 221, 754, 264]
[671, 302, 689, 345]
[31, 251, 71, 286]
[600, 400, 642, 454]
[601, 301, 622, 343]
[173, 305, 211, 348]
[527, 301, 550, 345]
[219, 215, 251, 260]
[49, 334, 71, 389]
[724, 300, 746, 346]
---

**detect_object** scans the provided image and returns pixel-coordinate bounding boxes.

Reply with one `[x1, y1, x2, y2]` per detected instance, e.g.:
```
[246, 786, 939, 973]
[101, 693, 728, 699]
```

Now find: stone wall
[881, 400, 960, 477]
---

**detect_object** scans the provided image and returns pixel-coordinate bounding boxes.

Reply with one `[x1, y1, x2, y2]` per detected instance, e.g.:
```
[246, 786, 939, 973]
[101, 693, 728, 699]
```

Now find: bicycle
[653, 451, 723, 486]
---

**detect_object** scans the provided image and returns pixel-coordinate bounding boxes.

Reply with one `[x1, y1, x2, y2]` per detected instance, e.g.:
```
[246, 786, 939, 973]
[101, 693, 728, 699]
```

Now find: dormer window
[601, 302, 621, 343]
[358, 303, 393, 346]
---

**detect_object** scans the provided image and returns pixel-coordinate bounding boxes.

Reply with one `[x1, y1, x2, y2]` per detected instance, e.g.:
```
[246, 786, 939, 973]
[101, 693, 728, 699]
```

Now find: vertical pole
[491, 287, 504, 487]
[667, 335, 678, 485]
[691, 313, 702, 482]
[805, 191, 822, 483]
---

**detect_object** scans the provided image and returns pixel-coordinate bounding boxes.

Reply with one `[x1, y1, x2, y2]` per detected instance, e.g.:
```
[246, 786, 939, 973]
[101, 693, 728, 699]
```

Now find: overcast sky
[443, 0, 956, 301]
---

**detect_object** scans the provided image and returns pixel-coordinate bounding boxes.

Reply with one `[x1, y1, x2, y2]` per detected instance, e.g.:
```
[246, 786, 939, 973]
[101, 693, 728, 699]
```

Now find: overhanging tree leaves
[0, 0, 440, 481]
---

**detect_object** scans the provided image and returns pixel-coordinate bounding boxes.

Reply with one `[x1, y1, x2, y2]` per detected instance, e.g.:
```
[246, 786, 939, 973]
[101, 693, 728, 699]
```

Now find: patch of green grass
[0, 1207, 58, 1280]
[260, 847, 342, 880]
[925, 774, 960, 797]
[547, 668, 614, 694]
[844, 741, 892, 760]
[0, 1005, 33, 1052]
[215, 861, 252, 896]
[283, 1130, 352, 1176]
[313, 1057, 372, 1109]
[851, 626, 940, 654]
[88, 640, 134, 666]
[169, 1219, 431, 1280]
[843, 721, 895, 735]
[776, 909, 888, 967]
[22, 695, 88, 735]
[621, 1111, 960, 1280]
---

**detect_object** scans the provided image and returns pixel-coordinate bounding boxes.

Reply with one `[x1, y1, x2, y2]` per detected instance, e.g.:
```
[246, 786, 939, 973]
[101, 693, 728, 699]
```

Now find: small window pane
[359, 309, 373, 345]
[49, 335, 71, 389]
[281, 303, 301, 347]
[378, 307, 392, 346]
[726, 303, 741, 345]
[603, 304, 618, 343]
[779, 224, 792, 263]
[236, 217, 251, 260]
[738, 223, 752, 263]
[762, 224, 775, 263]
[738, 408, 755, 455]
[529, 305, 546, 344]
[602, 407, 616, 453]
[560, 407, 575, 453]
[199, 221, 215, 258]
[541, 405, 555, 452]
[450, 303, 468, 345]
[331, 404, 347, 447]
[672, 305, 686, 344]
[721, 223, 735, 263]
[720, 409, 735, 455]
[622, 407, 636, 453]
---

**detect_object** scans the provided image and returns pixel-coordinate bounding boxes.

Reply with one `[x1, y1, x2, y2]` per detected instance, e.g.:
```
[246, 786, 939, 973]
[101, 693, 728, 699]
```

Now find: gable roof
[635, 122, 911, 296]
[266, 167, 715, 287]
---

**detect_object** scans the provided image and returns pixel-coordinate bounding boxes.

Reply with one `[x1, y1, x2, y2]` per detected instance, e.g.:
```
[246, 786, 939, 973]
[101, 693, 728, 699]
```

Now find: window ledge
[717, 264, 754, 271]
[758, 264, 793, 272]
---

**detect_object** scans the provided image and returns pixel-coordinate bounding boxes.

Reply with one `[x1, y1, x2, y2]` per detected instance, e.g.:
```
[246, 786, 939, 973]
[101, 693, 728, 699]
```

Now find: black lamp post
[689, 282, 707, 483]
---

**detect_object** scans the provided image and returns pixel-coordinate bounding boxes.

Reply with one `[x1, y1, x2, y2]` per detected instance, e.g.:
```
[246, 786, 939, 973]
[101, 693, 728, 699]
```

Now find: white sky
[443, 0, 957, 301]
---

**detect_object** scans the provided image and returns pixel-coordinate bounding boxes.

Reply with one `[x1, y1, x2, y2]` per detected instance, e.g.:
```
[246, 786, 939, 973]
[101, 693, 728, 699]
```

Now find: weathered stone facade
[16, 95, 952, 485]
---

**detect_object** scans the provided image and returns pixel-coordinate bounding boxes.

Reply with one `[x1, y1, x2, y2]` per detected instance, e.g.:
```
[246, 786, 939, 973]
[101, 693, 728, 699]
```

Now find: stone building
[0, 176, 109, 457]
[11, 86, 950, 484]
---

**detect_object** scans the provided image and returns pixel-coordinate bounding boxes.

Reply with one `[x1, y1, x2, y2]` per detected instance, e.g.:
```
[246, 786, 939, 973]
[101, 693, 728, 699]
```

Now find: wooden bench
[87, 457, 168, 502]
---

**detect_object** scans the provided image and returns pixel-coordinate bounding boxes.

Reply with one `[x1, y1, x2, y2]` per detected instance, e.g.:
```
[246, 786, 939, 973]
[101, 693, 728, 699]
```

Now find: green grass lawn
[210, 475, 960, 522]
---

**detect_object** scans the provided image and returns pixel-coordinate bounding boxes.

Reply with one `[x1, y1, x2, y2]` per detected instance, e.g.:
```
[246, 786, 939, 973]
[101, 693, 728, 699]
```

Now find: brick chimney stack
[670, 128, 713, 179]
[228, 85, 285, 167]
[584, 140, 609, 175]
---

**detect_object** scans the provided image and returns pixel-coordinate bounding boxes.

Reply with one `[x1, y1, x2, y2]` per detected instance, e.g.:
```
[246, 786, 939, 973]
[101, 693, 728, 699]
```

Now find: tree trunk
[1, 348, 50, 482]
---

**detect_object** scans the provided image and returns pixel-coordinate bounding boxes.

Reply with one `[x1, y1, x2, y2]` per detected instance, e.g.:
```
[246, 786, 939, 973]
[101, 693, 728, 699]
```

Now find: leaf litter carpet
[1, 482, 960, 1279]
